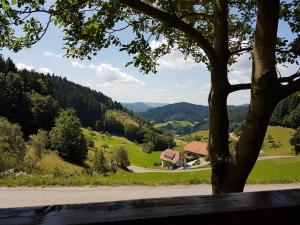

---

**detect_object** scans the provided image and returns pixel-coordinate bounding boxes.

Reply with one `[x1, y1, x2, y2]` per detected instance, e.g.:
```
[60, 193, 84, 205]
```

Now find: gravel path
[0, 184, 299, 208]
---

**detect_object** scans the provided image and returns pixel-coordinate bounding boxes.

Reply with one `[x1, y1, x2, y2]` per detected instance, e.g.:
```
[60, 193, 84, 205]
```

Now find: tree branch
[117, 0, 219, 68]
[229, 46, 296, 56]
[279, 70, 300, 99]
[229, 47, 252, 56]
[278, 72, 300, 83]
[181, 12, 214, 20]
[229, 83, 251, 93]
[193, 0, 213, 5]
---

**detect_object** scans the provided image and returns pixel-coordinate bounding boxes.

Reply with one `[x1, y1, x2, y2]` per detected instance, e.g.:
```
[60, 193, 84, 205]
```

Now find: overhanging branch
[117, 0, 219, 68]
[181, 12, 214, 20]
[279, 70, 300, 99]
[229, 83, 251, 93]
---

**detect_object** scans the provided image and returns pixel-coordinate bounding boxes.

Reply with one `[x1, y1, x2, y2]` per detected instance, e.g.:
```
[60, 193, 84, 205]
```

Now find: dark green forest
[139, 99, 300, 133]
[0, 55, 174, 151]
[270, 93, 300, 129]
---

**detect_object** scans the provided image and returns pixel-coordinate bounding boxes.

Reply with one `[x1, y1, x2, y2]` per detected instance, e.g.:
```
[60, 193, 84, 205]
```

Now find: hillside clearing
[83, 129, 162, 169]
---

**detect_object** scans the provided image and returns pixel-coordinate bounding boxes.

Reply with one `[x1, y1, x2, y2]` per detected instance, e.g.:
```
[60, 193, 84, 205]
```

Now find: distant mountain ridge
[122, 102, 168, 112]
[139, 102, 210, 123]
[139, 102, 250, 132]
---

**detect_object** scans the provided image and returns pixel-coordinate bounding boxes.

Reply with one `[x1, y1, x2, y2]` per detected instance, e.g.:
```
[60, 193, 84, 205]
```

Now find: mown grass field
[188, 126, 295, 155]
[154, 121, 195, 128]
[261, 126, 295, 155]
[82, 129, 162, 169]
[1, 156, 299, 186]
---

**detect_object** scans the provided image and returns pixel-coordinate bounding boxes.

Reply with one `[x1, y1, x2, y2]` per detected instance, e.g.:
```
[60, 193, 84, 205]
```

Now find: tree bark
[209, 0, 281, 194]
[209, 0, 233, 194]
[211, 0, 280, 194]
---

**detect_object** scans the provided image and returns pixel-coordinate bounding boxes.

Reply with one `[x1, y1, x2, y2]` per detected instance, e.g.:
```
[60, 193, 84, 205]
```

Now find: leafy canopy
[49, 108, 88, 164]
[1, 0, 299, 73]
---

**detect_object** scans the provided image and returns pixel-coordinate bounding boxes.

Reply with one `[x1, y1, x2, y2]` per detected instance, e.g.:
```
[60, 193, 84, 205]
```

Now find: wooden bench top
[1, 189, 299, 225]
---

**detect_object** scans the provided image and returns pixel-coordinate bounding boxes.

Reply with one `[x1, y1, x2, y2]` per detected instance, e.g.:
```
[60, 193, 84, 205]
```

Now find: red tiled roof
[184, 141, 208, 156]
[160, 149, 185, 164]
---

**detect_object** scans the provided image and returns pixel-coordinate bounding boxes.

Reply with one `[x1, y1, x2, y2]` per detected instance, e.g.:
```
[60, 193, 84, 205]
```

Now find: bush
[52, 167, 63, 178]
[0, 117, 26, 172]
[113, 146, 130, 168]
[86, 136, 94, 148]
[94, 149, 109, 174]
[109, 160, 117, 174]
[290, 127, 300, 154]
[142, 142, 154, 154]
[0, 152, 19, 174]
[30, 130, 49, 155]
[50, 109, 88, 164]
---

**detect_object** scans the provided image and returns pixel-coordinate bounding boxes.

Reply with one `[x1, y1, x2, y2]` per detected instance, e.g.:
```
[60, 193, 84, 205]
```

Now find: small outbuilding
[184, 141, 208, 159]
[160, 149, 186, 168]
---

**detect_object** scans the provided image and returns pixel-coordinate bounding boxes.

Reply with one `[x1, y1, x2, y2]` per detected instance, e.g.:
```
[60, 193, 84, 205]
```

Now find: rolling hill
[122, 102, 168, 112]
[139, 102, 249, 133]
[139, 102, 209, 123]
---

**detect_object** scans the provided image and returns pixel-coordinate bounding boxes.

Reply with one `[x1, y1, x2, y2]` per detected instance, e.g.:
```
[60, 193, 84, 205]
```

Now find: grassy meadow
[260, 126, 295, 155]
[1, 156, 299, 186]
[83, 129, 162, 169]
[1, 126, 298, 187]
[154, 121, 195, 128]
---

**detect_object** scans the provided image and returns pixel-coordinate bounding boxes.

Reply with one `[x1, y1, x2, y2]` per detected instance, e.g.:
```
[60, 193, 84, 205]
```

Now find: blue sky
[2, 18, 298, 105]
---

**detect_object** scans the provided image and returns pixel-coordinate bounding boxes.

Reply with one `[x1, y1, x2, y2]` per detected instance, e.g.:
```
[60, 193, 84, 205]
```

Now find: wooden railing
[1, 189, 299, 225]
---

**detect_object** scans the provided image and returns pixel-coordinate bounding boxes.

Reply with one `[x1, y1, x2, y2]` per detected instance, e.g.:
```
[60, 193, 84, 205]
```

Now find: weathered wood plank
[0, 189, 299, 225]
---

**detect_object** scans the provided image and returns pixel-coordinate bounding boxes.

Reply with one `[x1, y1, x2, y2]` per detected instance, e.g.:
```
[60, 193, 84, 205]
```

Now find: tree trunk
[209, 0, 233, 194]
[209, 0, 280, 194]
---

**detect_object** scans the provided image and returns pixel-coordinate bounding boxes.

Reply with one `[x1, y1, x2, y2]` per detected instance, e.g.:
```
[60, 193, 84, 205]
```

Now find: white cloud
[149, 39, 203, 70]
[277, 63, 299, 77]
[38, 67, 52, 74]
[95, 63, 145, 85]
[43, 51, 63, 59]
[16, 63, 52, 74]
[159, 51, 201, 70]
[71, 61, 87, 69]
[229, 54, 252, 83]
[69, 61, 145, 86]
[149, 39, 167, 49]
[16, 63, 35, 71]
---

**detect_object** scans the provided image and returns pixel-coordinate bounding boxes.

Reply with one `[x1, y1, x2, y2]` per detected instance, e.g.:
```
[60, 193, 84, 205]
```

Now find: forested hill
[140, 95, 300, 131]
[270, 92, 300, 129]
[0, 55, 124, 128]
[48, 75, 123, 128]
[139, 102, 249, 124]
[0, 56, 175, 150]
[140, 102, 209, 123]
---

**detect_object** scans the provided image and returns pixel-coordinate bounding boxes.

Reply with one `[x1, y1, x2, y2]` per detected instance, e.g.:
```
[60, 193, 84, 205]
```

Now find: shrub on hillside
[94, 149, 109, 174]
[142, 142, 154, 154]
[0, 117, 26, 173]
[290, 127, 300, 154]
[30, 130, 49, 155]
[113, 146, 130, 168]
[25, 130, 49, 173]
[50, 108, 88, 164]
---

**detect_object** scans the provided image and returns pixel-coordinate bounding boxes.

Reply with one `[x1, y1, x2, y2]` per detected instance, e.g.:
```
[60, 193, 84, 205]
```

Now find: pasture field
[1, 156, 299, 186]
